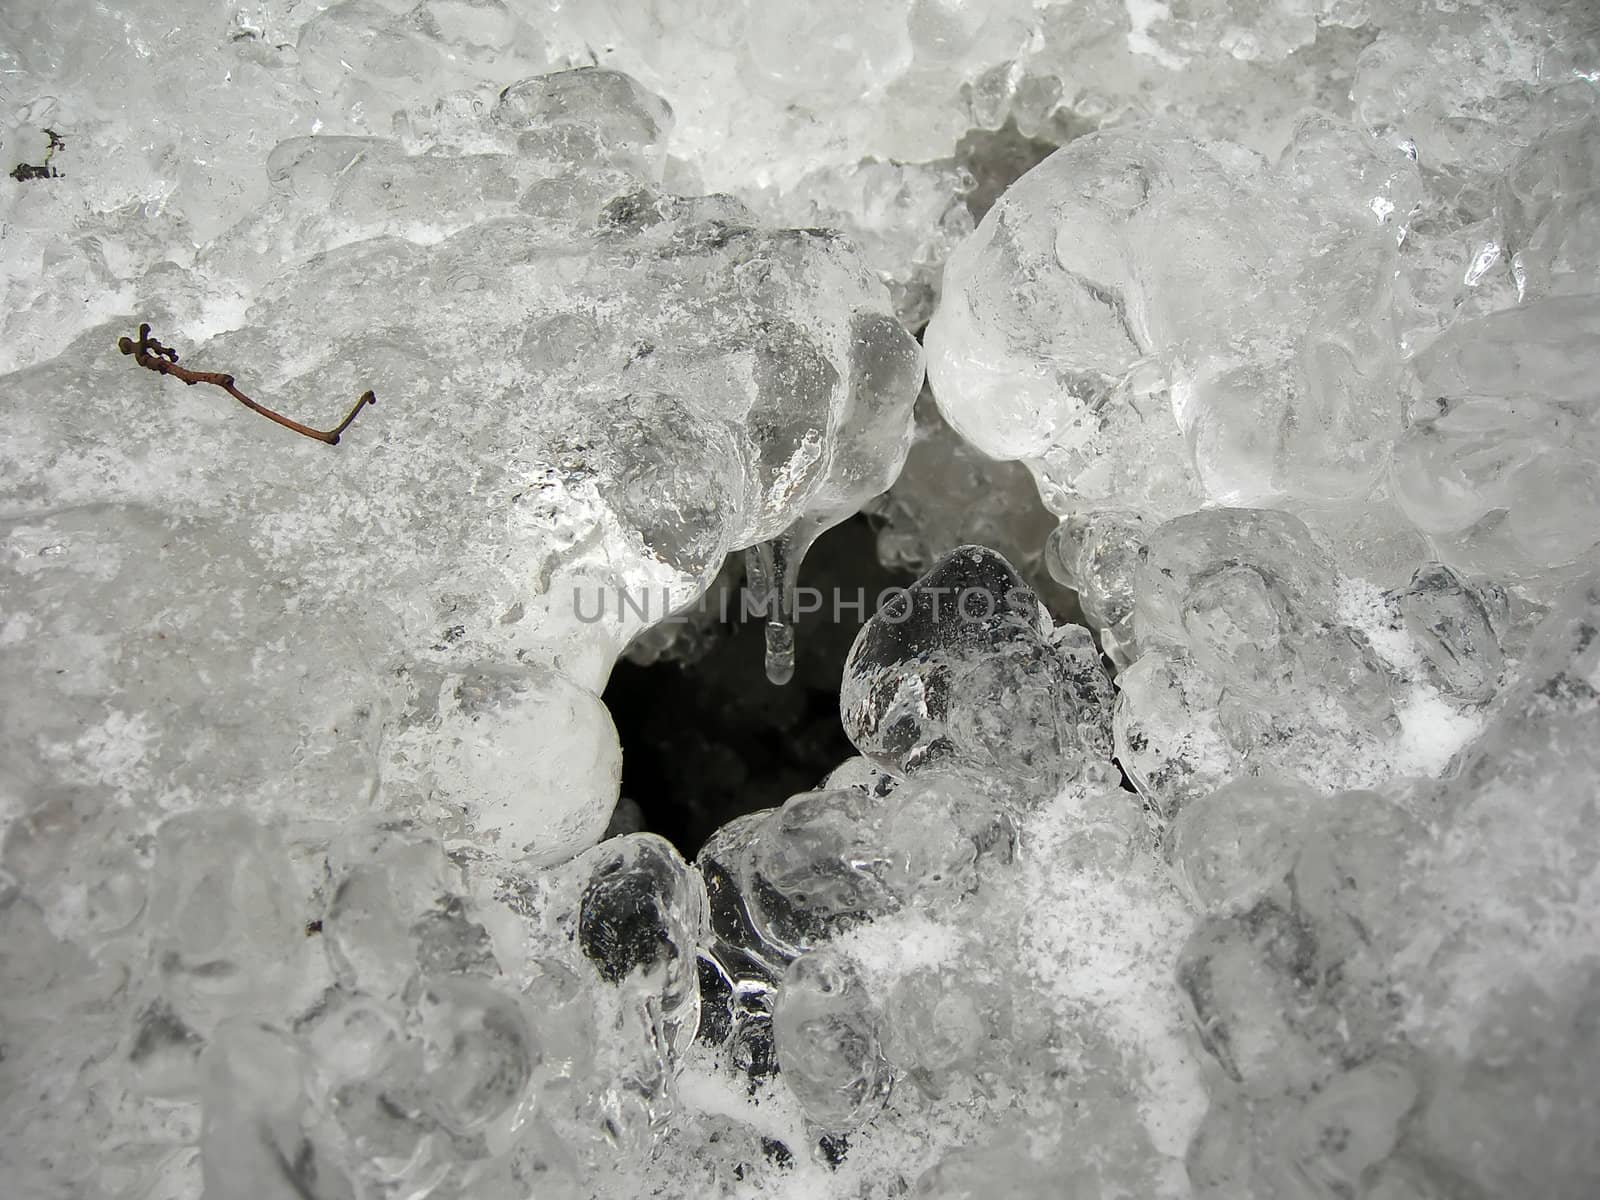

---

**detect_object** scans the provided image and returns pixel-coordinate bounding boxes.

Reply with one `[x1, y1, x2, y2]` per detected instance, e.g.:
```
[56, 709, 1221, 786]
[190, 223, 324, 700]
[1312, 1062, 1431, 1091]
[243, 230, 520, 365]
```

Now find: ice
[0, 47, 931, 1195]
[758, 160, 977, 329]
[1394, 562, 1506, 702]
[8, 1, 1600, 1197]
[199, 1021, 328, 1200]
[1177, 574, 1600, 1198]
[146, 811, 308, 1035]
[923, 12, 1596, 602]
[1393, 295, 1600, 588]
[577, 832, 706, 1060]
[841, 544, 1114, 793]
[1045, 506, 1149, 666]
[1352, 22, 1596, 190]
[242, 826, 716, 1197]
[297, 0, 553, 131]
[688, 766, 1199, 1195]
[1164, 776, 1319, 913]
[2, 67, 922, 870]
[1112, 506, 1500, 825]
[1134, 509, 1388, 726]
[1502, 116, 1600, 302]
[925, 117, 1414, 524]
[771, 948, 895, 1133]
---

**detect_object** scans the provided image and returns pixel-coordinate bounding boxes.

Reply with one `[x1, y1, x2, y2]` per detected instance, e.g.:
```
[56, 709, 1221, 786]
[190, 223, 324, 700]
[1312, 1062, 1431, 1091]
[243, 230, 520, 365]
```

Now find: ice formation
[3, 1, 1599, 1198]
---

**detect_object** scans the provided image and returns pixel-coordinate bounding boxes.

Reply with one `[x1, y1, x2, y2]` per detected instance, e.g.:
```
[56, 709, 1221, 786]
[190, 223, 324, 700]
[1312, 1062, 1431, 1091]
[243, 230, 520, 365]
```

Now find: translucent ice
[748, 775, 1016, 959]
[1394, 562, 1507, 703]
[772, 948, 895, 1133]
[1113, 506, 1495, 826]
[761, 159, 977, 330]
[925, 118, 1414, 522]
[867, 391, 1063, 595]
[1393, 295, 1600, 589]
[2, 67, 921, 872]
[1177, 570, 1600, 1198]
[8, 3, 1600, 1198]
[0, 59, 925, 1199]
[1045, 506, 1149, 667]
[841, 544, 1113, 793]
[146, 811, 306, 1035]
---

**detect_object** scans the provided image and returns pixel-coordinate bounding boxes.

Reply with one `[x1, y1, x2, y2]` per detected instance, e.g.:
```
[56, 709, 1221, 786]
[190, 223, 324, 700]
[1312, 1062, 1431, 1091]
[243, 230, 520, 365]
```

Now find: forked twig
[117, 323, 376, 445]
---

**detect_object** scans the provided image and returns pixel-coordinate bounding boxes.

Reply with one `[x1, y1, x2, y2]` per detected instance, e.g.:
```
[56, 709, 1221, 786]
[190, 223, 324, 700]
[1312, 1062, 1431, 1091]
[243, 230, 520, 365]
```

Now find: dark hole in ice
[603, 515, 916, 857]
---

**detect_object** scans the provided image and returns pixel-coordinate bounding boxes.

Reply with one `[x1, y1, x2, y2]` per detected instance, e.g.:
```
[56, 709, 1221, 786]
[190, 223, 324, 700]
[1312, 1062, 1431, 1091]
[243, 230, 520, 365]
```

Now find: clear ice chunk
[146, 811, 306, 1036]
[925, 119, 1412, 526]
[772, 947, 894, 1133]
[1394, 295, 1600, 589]
[841, 544, 1113, 792]
[747, 776, 1017, 959]
[1394, 563, 1506, 702]
[577, 832, 707, 1063]
[1046, 507, 1149, 667]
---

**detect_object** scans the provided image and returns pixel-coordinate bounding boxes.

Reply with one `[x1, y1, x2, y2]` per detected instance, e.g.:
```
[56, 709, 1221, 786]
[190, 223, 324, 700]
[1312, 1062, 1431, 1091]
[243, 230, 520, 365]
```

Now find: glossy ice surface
[3, 1, 1598, 1197]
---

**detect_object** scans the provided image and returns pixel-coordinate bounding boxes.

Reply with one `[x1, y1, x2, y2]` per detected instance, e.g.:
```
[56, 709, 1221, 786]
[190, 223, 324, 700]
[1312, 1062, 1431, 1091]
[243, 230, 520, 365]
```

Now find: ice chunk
[926, 119, 1410, 526]
[1501, 116, 1600, 301]
[1045, 507, 1148, 667]
[1114, 507, 1494, 827]
[410, 974, 534, 1135]
[772, 948, 894, 1133]
[2, 69, 921, 903]
[761, 159, 976, 328]
[1393, 295, 1600, 590]
[322, 824, 471, 999]
[577, 833, 707, 1062]
[841, 544, 1112, 791]
[297, 0, 553, 132]
[146, 811, 307, 1036]
[11, 4, 1600, 1198]
[1177, 801, 1414, 1098]
[1394, 563, 1506, 702]
[1353, 26, 1597, 190]
[695, 810, 790, 991]
[756, 776, 1016, 954]
[1134, 508, 1391, 728]
[745, 307, 925, 684]
[1165, 776, 1320, 913]
[426, 664, 622, 864]
[1175, 570, 1600, 1198]
[199, 1021, 341, 1200]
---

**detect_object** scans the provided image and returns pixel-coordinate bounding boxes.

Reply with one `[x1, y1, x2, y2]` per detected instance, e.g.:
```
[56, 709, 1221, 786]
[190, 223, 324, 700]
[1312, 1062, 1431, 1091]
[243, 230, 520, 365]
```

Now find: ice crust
[3, 1, 1600, 1198]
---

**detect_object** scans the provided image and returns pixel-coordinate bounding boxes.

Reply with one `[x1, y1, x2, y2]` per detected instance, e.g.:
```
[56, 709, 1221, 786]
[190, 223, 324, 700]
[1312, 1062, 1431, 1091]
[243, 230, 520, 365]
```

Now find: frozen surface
[4, 1, 1600, 1198]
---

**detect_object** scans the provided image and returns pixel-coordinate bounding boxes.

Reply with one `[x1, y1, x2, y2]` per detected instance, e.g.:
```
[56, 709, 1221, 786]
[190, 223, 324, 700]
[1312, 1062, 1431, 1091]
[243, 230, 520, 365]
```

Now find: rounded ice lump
[841, 544, 1113, 793]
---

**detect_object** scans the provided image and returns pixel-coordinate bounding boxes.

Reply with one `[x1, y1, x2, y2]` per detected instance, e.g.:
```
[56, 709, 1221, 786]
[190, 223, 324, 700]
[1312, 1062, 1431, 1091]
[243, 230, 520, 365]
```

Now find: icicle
[743, 533, 797, 685]
[745, 513, 848, 685]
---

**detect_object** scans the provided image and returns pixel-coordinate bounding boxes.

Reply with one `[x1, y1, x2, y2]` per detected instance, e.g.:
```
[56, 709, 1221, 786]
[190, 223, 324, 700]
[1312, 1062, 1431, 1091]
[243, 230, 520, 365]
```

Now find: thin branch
[117, 323, 376, 445]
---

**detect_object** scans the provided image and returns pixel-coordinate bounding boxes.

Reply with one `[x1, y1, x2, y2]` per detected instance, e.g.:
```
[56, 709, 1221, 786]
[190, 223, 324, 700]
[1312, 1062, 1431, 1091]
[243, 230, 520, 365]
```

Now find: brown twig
[117, 323, 376, 445]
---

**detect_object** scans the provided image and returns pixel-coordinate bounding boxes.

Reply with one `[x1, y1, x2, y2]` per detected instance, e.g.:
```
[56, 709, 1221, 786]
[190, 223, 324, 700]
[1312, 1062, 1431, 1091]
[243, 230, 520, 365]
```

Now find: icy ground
[2, 1, 1599, 1197]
